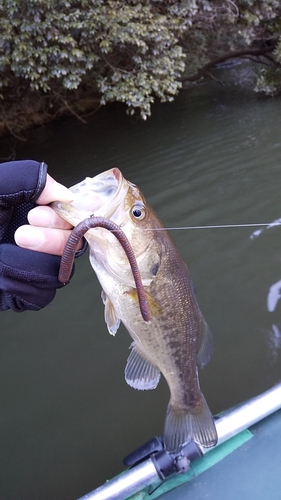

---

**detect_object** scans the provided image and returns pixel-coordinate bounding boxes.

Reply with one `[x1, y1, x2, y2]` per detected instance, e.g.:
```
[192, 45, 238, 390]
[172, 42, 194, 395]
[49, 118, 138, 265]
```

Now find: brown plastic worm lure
[58, 216, 150, 322]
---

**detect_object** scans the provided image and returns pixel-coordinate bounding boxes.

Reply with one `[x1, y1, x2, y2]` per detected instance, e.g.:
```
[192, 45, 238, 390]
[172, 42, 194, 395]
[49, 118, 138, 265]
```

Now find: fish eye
[131, 204, 146, 220]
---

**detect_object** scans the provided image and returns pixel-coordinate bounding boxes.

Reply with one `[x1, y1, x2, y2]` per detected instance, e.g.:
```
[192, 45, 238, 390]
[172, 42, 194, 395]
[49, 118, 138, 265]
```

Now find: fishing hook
[58, 216, 150, 323]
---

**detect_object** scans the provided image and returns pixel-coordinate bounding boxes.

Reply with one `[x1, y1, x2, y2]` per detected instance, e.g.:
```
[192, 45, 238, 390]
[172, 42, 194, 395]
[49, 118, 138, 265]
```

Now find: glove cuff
[0, 244, 69, 312]
[0, 160, 48, 207]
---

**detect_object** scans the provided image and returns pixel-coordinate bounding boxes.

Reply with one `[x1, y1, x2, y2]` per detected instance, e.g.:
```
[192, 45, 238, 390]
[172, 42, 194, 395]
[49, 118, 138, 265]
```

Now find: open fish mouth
[70, 167, 125, 216]
[52, 167, 128, 225]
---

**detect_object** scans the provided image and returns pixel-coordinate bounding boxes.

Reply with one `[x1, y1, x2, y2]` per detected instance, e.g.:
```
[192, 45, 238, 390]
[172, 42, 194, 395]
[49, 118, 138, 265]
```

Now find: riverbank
[0, 61, 263, 140]
[0, 87, 101, 140]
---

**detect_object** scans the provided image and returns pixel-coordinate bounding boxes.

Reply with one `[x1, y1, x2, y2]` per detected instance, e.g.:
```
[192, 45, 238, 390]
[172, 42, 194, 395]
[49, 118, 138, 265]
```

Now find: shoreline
[0, 88, 101, 140]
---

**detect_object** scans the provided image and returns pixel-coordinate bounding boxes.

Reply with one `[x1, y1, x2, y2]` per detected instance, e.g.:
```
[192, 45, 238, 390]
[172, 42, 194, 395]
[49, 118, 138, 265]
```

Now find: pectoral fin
[126, 289, 162, 317]
[196, 314, 214, 369]
[101, 290, 120, 336]
[125, 343, 161, 390]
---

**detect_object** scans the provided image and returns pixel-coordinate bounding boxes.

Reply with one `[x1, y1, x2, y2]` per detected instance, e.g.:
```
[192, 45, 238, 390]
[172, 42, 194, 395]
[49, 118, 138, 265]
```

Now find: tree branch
[180, 45, 277, 83]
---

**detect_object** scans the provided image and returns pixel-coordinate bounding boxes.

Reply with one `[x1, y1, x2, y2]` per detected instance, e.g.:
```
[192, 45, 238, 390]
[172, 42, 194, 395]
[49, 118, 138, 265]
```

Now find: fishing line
[144, 222, 281, 231]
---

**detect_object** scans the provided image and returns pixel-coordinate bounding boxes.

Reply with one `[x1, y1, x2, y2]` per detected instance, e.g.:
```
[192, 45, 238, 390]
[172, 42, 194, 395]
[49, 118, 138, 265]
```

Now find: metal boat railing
[76, 382, 281, 500]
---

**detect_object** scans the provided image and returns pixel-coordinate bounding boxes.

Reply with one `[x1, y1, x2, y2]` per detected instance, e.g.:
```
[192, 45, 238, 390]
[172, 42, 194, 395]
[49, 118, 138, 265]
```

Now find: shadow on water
[1, 76, 281, 499]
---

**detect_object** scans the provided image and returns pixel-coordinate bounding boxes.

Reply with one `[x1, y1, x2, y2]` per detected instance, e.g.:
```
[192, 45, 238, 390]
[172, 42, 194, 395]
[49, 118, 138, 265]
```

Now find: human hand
[0, 160, 82, 312]
[15, 173, 82, 255]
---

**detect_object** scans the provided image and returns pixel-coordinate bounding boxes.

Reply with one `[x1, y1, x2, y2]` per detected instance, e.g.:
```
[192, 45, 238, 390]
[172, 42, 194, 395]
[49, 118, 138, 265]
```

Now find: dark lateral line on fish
[58, 216, 150, 323]
[141, 223, 281, 231]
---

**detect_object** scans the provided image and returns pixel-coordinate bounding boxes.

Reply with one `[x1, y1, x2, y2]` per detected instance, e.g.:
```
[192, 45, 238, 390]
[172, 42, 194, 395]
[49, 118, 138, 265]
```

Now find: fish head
[52, 168, 163, 286]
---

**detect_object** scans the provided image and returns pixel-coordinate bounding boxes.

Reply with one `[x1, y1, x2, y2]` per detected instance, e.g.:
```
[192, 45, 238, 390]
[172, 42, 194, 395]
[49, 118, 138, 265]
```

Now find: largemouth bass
[53, 168, 217, 452]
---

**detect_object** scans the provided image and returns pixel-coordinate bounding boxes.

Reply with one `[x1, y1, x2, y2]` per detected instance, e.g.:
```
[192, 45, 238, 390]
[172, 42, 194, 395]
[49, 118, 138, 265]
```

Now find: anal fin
[125, 342, 161, 390]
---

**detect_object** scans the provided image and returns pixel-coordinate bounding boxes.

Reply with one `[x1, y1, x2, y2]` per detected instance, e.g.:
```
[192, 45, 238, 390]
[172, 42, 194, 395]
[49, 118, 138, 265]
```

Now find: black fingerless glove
[0, 160, 69, 312]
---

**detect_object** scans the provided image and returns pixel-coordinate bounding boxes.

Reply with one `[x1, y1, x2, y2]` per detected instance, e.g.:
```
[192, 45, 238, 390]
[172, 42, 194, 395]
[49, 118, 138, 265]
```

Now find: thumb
[36, 174, 74, 205]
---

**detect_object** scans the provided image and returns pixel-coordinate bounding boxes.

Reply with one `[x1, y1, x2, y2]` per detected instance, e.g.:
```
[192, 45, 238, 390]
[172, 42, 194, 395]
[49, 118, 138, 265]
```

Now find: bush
[0, 0, 188, 120]
[0, 0, 281, 135]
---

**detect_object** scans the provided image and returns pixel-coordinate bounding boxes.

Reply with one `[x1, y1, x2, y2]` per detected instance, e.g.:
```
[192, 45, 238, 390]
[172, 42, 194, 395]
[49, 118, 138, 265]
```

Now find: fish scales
[52, 168, 217, 452]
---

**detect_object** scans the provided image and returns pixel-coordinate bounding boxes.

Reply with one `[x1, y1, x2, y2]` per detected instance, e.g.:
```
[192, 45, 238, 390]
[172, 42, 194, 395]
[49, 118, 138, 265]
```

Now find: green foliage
[0, 0, 281, 127]
[0, 0, 188, 119]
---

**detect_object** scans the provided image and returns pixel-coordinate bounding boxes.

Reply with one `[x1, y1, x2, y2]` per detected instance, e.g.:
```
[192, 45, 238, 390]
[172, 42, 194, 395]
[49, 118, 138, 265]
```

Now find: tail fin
[163, 393, 217, 453]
